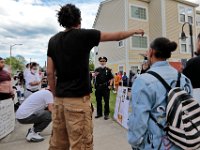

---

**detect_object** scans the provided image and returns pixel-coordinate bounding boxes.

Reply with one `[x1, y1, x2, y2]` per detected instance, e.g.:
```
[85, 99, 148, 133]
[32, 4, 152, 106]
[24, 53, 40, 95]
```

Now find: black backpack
[147, 71, 200, 150]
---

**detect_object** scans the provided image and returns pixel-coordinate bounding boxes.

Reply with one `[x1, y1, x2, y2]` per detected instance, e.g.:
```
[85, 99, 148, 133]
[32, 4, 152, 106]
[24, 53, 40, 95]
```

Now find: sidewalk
[0, 116, 131, 150]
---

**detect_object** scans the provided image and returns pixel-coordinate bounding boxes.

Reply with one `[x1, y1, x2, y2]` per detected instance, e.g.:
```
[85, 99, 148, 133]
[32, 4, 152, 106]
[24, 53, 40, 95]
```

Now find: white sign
[0, 98, 15, 139]
[114, 86, 131, 129]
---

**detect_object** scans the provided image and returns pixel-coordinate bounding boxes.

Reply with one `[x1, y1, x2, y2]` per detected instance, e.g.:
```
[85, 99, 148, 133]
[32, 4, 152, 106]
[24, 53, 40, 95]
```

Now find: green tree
[89, 52, 95, 71]
[89, 60, 94, 71]
[16, 55, 27, 65]
[5, 56, 25, 75]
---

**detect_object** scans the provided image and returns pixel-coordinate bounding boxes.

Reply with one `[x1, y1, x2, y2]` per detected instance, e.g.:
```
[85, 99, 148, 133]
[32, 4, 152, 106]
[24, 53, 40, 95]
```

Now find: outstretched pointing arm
[100, 29, 144, 42]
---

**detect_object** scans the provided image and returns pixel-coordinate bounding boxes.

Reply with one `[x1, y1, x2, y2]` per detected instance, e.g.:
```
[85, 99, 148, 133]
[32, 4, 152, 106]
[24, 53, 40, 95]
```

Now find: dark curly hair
[150, 37, 177, 59]
[57, 4, 81, 29]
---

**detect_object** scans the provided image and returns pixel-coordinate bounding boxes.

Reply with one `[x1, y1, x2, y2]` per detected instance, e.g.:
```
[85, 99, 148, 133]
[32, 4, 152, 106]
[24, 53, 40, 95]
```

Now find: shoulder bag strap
[176, 72, 181, 87]
[147, 71, 171, 92]
[146, 71, 171, 131]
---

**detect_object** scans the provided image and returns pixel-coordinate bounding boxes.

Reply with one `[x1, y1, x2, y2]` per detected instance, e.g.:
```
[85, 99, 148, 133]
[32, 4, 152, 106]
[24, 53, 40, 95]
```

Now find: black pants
[95, 88, 110, 116]
[17, 109, 52, 132]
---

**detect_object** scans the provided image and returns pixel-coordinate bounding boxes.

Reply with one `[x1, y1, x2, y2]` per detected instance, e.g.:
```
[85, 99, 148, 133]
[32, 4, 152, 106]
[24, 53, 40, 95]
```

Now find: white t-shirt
[25, 72, 40, 91]
[23, 68, 30, 79]
[16, 89, 53, 119]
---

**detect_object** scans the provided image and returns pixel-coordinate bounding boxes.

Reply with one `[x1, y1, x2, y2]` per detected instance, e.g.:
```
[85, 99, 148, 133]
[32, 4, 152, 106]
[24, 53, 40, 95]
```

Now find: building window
[178, 5, 193, 24]
[180, 37, 191, 54]
[188, 16, 193, 24]
[132, 36, 148, 49]
[196, 14, 200, 26]
[118, 40, 124, 48]
[130, 5, 147, 20]
[180, 14, 185, 22]
[181, 44, 187, 52]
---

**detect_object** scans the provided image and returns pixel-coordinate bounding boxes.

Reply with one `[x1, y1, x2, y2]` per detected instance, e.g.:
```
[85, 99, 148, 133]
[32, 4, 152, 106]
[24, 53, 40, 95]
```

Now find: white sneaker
[26, 129, 44, 142]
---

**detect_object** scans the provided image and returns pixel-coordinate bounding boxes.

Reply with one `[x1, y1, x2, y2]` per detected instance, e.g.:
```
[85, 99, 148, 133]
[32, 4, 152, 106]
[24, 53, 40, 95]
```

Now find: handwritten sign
[0, 98, 15, 139]
[114, 86, 131, 129]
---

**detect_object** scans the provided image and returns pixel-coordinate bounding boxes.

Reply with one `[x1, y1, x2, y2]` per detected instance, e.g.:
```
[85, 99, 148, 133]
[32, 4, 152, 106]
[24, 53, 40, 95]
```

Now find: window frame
[178, 4, 194, 25]
[130, 34, 149, 50]
[180, 14, 185, 22]
[179, 34, 192, 54]
[188, 16, 193, 24]
[118, 40, 124, 48]
[196, 14, 200, 27]
[130, 65, 139, 74]
[181, 43, 187, 53]
[129, 4, 148, 21]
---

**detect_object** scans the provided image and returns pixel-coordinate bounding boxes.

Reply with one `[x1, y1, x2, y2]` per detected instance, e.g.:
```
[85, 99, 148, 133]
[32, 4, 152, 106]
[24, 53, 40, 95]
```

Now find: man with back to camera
[94, 56, 113, 120]
[16, 88, 53, 142]
[47, 3, 144, 150]
[183, 33, 200, 103]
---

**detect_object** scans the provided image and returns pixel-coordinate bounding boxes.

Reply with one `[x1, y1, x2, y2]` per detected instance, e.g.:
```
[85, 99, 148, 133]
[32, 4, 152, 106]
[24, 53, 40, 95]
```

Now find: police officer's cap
[98, 56, 107, 62]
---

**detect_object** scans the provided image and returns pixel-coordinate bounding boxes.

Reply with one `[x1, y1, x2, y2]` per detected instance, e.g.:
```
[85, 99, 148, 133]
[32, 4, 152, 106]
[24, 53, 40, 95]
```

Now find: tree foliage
[89, 52, 95, 71]
[89, 60, 94, 71]
[4, 55, 26, 74]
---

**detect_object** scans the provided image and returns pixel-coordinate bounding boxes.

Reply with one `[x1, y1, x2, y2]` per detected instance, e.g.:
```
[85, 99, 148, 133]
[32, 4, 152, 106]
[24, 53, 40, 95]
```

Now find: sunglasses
[100, 61, 106, 62]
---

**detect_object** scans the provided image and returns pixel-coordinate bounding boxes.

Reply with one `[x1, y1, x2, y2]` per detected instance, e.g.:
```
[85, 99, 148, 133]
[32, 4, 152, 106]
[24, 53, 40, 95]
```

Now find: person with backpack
[128, 37, 193, 149]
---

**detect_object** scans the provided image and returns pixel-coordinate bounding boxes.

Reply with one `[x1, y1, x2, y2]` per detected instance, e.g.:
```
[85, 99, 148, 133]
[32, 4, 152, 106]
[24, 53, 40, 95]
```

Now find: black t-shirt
[47, 29, 100, 97]
[183, 56, 200, 88]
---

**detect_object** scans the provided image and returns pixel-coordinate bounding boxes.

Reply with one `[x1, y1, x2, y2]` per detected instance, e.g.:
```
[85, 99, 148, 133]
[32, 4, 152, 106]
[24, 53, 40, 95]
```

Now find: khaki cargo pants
[49, 95, 93, 150]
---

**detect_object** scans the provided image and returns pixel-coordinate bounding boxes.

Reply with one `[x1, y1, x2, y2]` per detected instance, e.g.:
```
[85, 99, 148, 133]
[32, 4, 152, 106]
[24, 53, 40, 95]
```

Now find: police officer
[94, 57, 114, 120]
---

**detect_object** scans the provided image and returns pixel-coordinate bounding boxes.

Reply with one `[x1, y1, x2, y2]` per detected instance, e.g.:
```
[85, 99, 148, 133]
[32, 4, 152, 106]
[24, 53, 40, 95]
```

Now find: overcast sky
[0, 0, 102, 66]
[0, 0, 199, 66]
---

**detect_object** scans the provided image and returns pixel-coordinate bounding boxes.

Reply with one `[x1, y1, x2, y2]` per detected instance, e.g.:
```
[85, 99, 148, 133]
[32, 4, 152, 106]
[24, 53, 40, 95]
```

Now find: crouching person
[16, 88, 53, 142]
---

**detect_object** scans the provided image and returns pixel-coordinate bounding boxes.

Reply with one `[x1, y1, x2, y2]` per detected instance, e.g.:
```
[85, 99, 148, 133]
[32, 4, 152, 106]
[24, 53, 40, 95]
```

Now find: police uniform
[95, 57, 113, 120]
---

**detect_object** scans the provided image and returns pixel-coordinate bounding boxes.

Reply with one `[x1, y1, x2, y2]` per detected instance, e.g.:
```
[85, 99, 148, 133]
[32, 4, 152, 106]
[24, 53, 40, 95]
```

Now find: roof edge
[140, 0, 150, 3]
[174, 0, 199, 7]
[93, 0, 113, 28]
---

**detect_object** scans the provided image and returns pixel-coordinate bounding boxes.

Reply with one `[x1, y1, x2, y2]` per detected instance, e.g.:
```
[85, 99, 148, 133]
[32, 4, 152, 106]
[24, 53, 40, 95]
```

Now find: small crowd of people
[46, 3, 200, 150]
[0, 59, 53, 142]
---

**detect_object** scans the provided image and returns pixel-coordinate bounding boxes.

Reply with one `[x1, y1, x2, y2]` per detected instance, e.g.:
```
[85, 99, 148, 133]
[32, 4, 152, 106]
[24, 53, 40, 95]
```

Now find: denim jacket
[128, 61, 192, 150]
